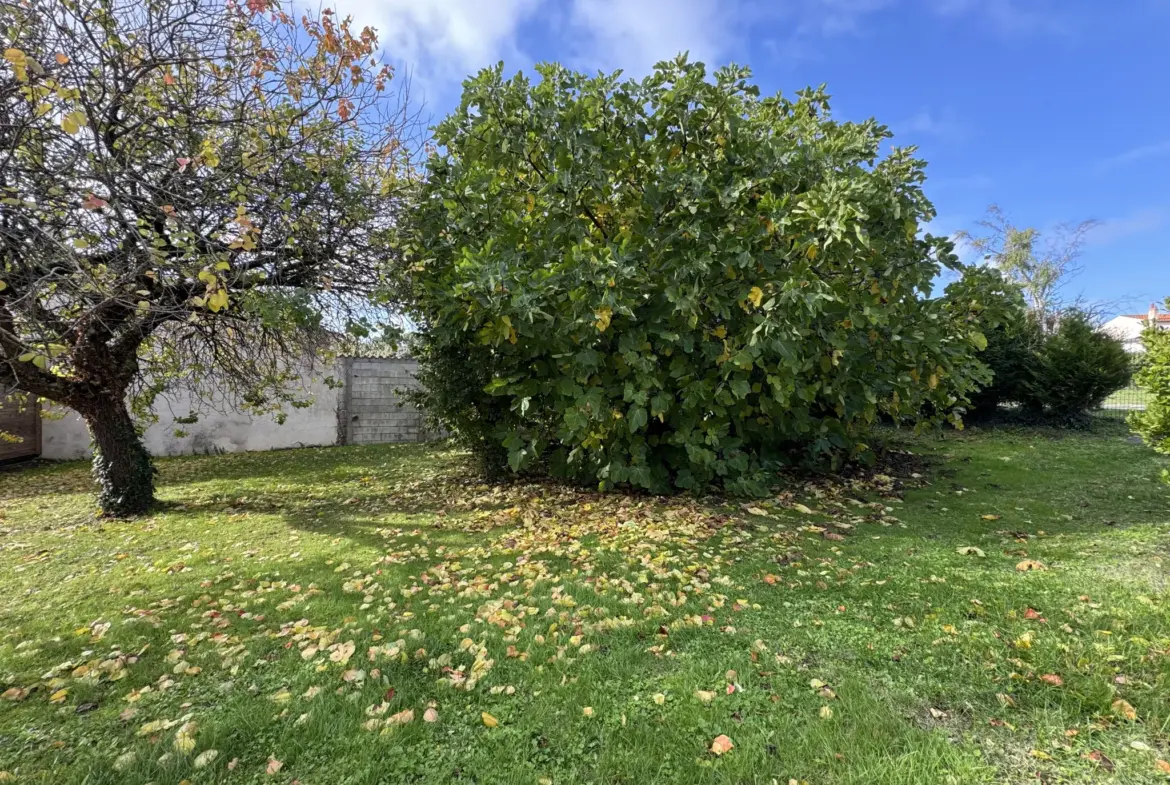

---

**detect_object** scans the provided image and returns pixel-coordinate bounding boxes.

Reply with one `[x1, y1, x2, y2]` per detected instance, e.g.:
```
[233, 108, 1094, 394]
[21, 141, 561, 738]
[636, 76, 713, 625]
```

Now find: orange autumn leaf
[1039, 674, 1063, 686]
[710, 734, 734, 756]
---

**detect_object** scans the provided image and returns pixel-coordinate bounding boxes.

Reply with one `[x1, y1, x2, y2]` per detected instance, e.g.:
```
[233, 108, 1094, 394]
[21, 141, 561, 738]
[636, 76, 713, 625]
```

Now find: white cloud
[567, 0, 736, 76]
[331, 0, 543, 90]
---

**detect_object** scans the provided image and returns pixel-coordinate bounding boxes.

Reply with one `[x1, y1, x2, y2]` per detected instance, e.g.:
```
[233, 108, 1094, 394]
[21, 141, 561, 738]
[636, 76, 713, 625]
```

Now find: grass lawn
[2, 423, 1169, 784]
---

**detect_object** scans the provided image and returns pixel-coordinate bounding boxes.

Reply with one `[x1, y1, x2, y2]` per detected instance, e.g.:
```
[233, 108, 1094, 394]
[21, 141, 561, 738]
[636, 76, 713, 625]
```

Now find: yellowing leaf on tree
[711, 325, 727, 339]
[1112, 699, 1137, 721]
[710, 734, 734, 755]
[55, 53, 69, 65]
[747, 286, 763, 308]
[481, 711, 498, 728]
[594, 306, 612, 332]
[3, 48, 25, 64]
[207, 288, 229, 313]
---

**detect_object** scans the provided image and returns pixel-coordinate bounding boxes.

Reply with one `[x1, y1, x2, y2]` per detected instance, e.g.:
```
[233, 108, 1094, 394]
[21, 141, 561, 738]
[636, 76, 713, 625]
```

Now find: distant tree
[0, 0, 414, 514]
[955, 205, 1098, 330]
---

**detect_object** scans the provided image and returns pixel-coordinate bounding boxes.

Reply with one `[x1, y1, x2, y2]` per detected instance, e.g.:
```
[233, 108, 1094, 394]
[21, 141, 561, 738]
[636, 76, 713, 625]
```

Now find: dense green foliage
[958, 273, 1042, 419]
[1131, 301, 1170, 477]
[1020, 311, 1131, 423]
[402, 58, 992, 493]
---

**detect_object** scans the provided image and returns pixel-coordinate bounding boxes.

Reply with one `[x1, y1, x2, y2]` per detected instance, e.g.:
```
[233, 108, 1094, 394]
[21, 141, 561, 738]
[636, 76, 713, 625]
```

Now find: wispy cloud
[932, 0, 1072, 36]
[894, 109, 967, 141]
[1094, 140, 1170, 174]
[1089, 207, 1170, 245]
[329, 0, 1079, 109]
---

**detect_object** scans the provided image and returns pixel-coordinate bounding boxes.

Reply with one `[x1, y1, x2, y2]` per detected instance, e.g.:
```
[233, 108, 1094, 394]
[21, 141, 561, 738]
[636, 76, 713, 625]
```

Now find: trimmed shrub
[401, 59, 993, 493]
[1021, 311, 1131, 422]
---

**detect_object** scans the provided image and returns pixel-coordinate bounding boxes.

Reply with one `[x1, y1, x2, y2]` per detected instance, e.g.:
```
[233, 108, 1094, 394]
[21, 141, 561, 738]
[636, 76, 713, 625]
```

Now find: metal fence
[1097, 380, 1149, 419]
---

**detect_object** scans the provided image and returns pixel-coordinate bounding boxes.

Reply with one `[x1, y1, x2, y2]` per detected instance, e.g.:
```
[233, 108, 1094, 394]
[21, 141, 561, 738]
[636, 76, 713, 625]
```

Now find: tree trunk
[81, 396, 155, 516]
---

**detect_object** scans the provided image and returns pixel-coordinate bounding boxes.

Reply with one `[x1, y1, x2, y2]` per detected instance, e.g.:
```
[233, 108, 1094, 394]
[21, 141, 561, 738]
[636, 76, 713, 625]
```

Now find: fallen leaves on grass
[1016, 560, 1047, 572]
[956, 546, 985, 557]
[1039, 674, 1063, 686]
[710, 735, 734, 755]
[266, 757, 283, 775]
[481, 712, 498, 728]
[1111, 699, 1138, 721]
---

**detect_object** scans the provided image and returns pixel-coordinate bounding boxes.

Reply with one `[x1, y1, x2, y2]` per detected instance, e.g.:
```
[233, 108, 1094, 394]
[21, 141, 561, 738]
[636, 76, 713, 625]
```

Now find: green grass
[1, 423, 1169, 784]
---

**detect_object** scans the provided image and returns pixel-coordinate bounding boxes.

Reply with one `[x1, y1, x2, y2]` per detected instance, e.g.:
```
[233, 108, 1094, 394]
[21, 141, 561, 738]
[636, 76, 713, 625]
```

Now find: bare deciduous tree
[955, 204, 1098, 330]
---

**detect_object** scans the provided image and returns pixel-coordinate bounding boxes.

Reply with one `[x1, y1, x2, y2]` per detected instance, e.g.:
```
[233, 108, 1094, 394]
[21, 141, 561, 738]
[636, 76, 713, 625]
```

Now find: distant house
[1101, 303, 1170, 353]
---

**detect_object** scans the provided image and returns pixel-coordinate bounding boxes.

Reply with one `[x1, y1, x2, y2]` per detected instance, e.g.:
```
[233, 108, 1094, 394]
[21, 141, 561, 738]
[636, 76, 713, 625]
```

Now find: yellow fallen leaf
[793, 503, 814, 515]
[652, 693, 666, 705]
[694, 690, 716, 704]
[710, 734, 734, 755]
[1112, 699, 1138, 721]
[113, 751, 136, 771]
[582, 706, 594, 717]
[1016, 560, 1047, 572]
[481, 712, 498, 728]
[981, 514, 1001, 521]
[49, 689, 68, 704]
[173, 721, 197, 754]
[819, 705, 833, 719]
[747, 286, 763, 308]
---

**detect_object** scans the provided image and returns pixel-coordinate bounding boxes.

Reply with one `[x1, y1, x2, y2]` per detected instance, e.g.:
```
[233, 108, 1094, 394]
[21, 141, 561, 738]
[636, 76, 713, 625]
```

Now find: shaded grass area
[1, 424, 1169, 784]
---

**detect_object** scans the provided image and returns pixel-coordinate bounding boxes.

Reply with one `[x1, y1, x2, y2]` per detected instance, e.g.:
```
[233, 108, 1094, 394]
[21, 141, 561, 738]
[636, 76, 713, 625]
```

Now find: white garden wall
[40, 358, 433, 461]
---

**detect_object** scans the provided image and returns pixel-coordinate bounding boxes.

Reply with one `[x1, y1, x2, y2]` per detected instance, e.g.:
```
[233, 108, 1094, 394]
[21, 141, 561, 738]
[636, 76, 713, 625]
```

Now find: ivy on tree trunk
[81, 397, 155, 516]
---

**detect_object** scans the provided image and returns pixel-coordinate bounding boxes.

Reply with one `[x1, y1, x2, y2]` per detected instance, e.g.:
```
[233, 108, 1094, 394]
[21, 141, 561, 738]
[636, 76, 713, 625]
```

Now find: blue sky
[339, 0, 1169, 314]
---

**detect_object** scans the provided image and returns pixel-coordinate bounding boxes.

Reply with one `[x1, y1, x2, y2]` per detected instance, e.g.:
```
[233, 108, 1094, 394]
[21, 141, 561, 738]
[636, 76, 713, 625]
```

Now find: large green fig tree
[402, 57, 992, 493]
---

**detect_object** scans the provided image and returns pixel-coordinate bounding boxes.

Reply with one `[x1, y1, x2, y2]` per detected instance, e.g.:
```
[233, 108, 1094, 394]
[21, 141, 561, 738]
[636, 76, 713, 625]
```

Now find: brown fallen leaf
[423, 707, 439, 723]
[1155, 759, 1170, 774]
[710, 734, 734, 755]
[0, 688, 28, 702]
[1085, 750, 1115, 772]
[1039, 674, 1063, 686]
[266, 757, 283, 775]
[1015, 560, 1047, 572]
[822, 531, 845, 542]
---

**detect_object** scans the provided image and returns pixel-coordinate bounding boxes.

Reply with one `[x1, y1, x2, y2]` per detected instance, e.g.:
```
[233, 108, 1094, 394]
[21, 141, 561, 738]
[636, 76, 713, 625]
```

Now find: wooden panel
[0, 392, 41, 461]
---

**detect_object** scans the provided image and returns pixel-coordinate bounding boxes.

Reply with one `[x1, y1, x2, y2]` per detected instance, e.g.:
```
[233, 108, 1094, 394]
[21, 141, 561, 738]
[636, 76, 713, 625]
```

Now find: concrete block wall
[341, 358, 437, 445]
[40, 357, 439, 461]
